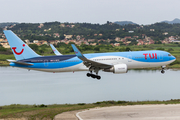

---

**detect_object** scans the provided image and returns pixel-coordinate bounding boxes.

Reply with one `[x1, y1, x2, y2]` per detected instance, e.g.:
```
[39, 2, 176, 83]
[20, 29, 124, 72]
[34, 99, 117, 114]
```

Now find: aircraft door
[44, 59, 48, 67]
[159, 54, 163, 60]
[127, 55, 132, 62]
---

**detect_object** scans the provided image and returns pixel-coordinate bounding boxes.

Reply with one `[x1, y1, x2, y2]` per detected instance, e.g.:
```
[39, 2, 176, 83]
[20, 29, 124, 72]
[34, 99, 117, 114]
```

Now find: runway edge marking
[76, 110, 89, 120]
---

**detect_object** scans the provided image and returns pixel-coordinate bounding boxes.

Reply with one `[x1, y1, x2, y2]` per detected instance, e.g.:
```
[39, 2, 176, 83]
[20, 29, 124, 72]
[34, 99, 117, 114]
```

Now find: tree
[167, 48, 174, 52]
[156, 47, 164, 50]
[0, 47, 7, 51]
[125, 47, 131, 51]
[94, 46, 100, 51]
[29, 44, 39, 51]
[60, 34, 65, 40]
[55, 42, 67, 47]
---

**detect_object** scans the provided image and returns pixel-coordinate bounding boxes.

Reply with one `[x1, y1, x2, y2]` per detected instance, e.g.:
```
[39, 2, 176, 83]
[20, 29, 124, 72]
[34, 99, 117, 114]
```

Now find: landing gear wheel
[96, 75, 101, 80]
[86, 72, 101, 80]
[161, 70, 165, 74]
[87, 73, 91, 77]
[91, 74, 96, 79]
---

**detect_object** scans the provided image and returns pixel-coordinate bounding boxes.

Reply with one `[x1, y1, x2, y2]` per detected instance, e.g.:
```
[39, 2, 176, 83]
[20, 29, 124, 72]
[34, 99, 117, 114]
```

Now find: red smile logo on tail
[12, 44, 25, 55]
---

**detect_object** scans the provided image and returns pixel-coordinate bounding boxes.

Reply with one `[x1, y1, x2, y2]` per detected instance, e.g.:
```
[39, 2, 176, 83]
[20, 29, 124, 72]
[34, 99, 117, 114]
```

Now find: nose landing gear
[161, 66, 166, 74]
[161, 70, 165, 74]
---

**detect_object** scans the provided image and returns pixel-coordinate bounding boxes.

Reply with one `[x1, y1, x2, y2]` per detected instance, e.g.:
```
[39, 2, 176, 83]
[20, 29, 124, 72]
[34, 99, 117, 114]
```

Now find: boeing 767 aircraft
[4, 30, 176, 80]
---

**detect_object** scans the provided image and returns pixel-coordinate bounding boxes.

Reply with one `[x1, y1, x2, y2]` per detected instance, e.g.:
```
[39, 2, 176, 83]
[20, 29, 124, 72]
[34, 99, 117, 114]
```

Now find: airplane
[50, 44, 62, 55]
[4, 30, 176, 80]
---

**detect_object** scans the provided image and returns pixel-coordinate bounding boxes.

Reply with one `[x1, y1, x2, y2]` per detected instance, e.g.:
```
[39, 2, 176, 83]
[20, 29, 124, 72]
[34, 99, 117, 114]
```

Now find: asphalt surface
[76, 104, 180, 120]
[54, 110, 80, 120]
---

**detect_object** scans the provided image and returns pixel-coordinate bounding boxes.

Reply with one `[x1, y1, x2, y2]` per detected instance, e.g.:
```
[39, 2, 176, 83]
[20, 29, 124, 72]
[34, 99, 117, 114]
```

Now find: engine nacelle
[104, 64, 128, 74]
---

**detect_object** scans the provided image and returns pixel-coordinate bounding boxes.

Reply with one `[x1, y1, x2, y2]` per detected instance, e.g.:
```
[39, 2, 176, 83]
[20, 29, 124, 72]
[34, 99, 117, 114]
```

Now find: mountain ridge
[113, 21, 138, 25]
[161, 18, 180, 24]
[1, 18, 180, 27]
[0, 22, 19, 28]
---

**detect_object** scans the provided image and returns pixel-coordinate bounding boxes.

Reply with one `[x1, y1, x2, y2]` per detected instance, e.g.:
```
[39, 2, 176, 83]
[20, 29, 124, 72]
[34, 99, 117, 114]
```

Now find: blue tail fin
[4, 30, 40, 60]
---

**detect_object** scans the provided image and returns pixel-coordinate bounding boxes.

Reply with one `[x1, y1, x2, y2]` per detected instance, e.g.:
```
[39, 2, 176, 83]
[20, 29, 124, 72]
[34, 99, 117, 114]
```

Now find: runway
[76, 104, 180, 120]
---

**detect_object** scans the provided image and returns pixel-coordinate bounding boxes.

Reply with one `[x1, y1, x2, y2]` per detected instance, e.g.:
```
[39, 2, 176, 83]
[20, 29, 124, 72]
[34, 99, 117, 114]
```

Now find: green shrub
[78, 103, 86, 105]
[170, 60, 180, 65]
[117, 101, 127, 104]
[39, 104, 47, 107]
[94, 102, 101, 105]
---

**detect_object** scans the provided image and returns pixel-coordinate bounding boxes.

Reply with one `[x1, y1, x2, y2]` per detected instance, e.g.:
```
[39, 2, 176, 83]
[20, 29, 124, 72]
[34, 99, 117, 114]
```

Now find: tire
[96, 76, 101, 80]
[91, 74, 96, 78]
[87, 73, 91, 77]
[161, 70, 165, 74]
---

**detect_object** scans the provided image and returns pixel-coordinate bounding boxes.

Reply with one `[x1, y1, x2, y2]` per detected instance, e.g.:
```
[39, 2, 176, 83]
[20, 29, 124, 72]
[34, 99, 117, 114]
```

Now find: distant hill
[1, 21, 180, 42]
[0, 22, 19, 28]
[161, 18, 180, 24]
[114, 21, 138, 25]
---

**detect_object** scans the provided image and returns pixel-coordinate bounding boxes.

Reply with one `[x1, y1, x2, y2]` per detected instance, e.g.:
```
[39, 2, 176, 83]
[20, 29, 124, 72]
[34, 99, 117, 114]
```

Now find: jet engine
[103, 64, 128, 74]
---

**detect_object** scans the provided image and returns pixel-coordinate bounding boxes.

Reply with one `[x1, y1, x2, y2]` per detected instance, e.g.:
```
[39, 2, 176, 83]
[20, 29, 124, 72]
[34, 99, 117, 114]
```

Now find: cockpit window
[168, 54, 172, 56]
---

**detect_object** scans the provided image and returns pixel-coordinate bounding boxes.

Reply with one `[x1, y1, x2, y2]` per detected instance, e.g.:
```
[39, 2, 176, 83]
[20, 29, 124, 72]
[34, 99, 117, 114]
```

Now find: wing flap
[71, 44, 112, 69]
[83, 59, 112, 69]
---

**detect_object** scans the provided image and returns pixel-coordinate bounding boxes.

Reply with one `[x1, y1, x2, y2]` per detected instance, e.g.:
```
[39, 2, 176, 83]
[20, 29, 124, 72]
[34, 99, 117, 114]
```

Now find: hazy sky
[1, 0, 180, 25]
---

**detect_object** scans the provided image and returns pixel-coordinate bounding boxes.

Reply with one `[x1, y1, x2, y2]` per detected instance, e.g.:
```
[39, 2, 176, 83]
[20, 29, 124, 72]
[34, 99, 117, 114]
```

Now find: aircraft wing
[7, 59, 34, 66]
[71, 44, 112, 69]
[50, 44, 62, 55]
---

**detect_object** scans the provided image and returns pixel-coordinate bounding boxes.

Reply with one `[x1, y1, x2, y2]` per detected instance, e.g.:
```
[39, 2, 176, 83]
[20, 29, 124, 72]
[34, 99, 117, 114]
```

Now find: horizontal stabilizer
[7, 59, 33, 66]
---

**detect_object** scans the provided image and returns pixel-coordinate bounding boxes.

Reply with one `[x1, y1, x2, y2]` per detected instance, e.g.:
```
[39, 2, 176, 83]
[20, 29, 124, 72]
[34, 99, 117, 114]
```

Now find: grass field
[1, 100, 180, 120]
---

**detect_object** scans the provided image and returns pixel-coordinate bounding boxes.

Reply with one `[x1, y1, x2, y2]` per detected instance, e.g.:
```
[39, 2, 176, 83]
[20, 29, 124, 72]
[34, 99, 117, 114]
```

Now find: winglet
[50, 44, 62, 55]
[71, 44, 87, 60]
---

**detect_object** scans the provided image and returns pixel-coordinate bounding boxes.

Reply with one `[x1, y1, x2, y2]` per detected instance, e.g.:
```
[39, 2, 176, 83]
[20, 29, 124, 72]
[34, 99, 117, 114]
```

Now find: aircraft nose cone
[172, 56, 176, 61]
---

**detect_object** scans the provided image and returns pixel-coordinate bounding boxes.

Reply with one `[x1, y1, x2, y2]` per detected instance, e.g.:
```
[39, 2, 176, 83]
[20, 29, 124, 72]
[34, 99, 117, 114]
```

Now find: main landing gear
[86, 67, 101, 80]
[87, 73, 101, 80]
[161, 66, 165, 74]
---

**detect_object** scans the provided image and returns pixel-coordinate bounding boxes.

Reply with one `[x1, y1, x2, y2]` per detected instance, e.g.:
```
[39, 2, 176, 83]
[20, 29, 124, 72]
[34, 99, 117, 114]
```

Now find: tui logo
[12, 44, 25, 55]
[143, 53, 157, 59]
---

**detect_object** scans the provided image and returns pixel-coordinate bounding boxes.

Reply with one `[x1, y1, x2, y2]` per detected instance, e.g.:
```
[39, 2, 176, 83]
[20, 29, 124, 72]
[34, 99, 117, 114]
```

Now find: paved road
[77, 104, 180, 120]
[54, 110, 80, 120]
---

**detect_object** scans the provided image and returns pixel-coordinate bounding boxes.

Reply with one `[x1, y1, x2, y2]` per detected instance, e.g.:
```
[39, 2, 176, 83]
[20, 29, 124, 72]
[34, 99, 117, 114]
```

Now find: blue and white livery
[4, 30, 176, 80]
